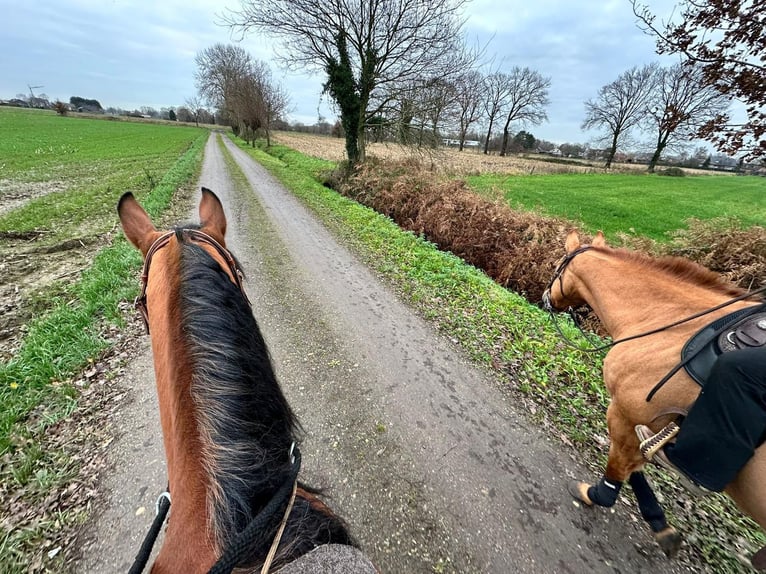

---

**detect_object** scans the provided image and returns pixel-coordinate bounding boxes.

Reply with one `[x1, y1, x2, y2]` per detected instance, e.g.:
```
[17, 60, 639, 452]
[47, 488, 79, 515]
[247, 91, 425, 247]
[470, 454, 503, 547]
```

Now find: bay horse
[118, 189, 376, 573]
[543, 230, 766, 568]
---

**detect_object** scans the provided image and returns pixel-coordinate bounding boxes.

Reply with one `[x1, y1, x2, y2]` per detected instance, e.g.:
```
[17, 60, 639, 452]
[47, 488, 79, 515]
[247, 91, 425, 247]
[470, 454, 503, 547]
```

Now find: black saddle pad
[683, 304, 766, 386]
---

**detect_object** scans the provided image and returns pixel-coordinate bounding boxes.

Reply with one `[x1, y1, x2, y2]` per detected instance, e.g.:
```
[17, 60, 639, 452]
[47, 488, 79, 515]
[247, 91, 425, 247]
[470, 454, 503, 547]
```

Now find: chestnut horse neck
[563, 246, 752, 340]
[143, 228, 299, 571]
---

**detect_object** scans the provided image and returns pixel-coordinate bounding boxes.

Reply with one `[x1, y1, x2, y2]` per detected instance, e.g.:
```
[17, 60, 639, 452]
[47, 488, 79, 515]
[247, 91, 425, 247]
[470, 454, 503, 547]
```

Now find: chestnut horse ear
[565, 229, 581, 253]
[198, 187, 227, 244]
[118, 192, 159, 255]
[592, 231, 607, 248]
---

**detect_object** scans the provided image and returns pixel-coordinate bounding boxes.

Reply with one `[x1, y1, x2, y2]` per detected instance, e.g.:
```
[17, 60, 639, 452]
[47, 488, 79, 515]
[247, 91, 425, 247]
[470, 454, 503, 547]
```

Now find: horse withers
[118, 189, 377, 574]
[544, 230, 766, 569]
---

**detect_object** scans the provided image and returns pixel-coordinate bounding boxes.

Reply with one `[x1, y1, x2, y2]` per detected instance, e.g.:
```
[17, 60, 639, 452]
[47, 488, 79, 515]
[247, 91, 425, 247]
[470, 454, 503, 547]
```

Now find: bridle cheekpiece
[135, 229, 250, 334]
[542, 245, 593, 313]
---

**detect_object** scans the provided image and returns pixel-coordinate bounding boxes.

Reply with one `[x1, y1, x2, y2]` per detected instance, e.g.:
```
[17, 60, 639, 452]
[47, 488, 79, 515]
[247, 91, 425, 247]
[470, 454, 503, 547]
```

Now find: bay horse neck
[144, 229, 299, 571]
[565, 246, 750, 340]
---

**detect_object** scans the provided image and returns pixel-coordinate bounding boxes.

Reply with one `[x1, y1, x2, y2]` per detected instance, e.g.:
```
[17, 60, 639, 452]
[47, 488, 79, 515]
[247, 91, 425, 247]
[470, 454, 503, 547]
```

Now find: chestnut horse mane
[593, 244, 748, 298]
[175, 229, 353, 563]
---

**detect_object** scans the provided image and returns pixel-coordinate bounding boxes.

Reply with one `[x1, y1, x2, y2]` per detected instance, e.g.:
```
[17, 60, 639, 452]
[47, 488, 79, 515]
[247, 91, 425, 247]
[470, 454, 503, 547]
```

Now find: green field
[0, 107, 204, 243]
[466, 172, 766, 241]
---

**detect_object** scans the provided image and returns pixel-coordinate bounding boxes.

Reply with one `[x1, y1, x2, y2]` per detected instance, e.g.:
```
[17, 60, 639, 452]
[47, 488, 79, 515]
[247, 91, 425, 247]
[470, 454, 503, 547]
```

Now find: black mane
[176, 230, 355, 565]
[178, 232, 298, 546]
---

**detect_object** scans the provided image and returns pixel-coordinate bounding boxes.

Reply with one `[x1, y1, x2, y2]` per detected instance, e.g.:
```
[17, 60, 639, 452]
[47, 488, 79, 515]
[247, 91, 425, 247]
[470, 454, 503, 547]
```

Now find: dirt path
[75, 133, 696, 573]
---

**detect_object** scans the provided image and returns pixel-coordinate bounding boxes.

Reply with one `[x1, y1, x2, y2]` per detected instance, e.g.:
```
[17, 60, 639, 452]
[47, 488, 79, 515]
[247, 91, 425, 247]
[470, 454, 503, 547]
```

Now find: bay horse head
[118, 189, 367, 573]
[544, 229, 766, 568]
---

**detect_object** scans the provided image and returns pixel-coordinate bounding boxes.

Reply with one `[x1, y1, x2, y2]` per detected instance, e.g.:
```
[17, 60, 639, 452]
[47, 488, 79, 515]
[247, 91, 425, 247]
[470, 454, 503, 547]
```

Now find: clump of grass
[657, 166, 686, 177]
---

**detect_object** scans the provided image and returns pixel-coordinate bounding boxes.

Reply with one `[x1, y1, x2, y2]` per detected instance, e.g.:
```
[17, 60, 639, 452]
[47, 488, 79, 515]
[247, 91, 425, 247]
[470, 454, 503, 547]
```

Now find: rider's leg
[665, 347, 766, 491]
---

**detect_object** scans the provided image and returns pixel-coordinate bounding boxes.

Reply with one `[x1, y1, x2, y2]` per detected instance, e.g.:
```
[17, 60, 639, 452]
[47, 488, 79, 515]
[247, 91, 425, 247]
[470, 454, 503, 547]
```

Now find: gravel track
[75, 133, 696, 573]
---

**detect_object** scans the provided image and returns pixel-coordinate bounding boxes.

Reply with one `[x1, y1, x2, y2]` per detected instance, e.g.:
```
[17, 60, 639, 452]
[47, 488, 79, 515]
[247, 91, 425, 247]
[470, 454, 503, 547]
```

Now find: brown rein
[542, 245, 766, 354]
[542, 245, 766, 401]
[135, 229, 250, 333]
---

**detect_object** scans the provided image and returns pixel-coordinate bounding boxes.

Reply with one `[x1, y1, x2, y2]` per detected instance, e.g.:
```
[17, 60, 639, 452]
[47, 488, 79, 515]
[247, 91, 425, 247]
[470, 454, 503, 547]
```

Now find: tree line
[206, 0, 762, 169]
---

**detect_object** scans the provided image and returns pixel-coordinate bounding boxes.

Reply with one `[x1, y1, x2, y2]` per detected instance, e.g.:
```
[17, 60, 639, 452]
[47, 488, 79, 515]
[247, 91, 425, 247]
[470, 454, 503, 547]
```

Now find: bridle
[542, 245, 593, 315]
[541, 245, 607, 352]
[135, 228, 250, 333]
[542, 243, 766, 401]
[542, 244, 766, 354]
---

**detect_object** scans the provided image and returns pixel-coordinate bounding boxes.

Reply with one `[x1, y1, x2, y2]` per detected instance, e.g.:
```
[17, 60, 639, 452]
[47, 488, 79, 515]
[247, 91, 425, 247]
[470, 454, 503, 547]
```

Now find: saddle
[682, 303, 766, 386]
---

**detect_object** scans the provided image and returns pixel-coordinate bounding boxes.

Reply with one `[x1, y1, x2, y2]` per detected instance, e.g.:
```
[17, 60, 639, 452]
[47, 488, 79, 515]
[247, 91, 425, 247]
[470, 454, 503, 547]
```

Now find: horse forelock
[594, 245, 747, 298]
[176, 233, 299, 551]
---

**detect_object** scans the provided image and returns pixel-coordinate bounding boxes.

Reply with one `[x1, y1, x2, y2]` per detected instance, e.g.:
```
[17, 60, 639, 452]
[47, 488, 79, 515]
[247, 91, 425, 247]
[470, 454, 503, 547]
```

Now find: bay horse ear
[565, 229, 581, 253]
[118, 192, 159, 255]
[199, 187, 227, 244]
[592, 231, 607, 248]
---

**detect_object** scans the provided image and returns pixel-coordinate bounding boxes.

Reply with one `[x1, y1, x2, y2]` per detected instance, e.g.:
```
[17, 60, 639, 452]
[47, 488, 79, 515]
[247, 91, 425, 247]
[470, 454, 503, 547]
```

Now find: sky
[1, 0, 694, 145]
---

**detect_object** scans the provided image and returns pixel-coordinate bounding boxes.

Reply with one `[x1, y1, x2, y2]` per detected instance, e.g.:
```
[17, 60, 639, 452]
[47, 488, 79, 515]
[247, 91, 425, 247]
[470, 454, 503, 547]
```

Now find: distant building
[0, 98, 30, 108]
[442, 138, 480, 148]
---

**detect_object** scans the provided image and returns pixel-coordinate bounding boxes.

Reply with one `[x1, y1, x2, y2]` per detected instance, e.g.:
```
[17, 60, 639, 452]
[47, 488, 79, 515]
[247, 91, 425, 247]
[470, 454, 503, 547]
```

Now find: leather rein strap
[135, 229, 250, 333]
[542, 245, 766, 401]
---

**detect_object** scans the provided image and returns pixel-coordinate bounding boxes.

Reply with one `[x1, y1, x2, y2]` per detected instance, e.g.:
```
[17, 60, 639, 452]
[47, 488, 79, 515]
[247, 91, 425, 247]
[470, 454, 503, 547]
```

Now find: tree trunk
[357, 116, 366, 163]
[648, 135, 667, 172]
[324, 32, 362, 164]
[484, 117, 495, 155]
[500, 126, 510, 157]
[648, 149, 662, 172]
[604, 131, 619, 169]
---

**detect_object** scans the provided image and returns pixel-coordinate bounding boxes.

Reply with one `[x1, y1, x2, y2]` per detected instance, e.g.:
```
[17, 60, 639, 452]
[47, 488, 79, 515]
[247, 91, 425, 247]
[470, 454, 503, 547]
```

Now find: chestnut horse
[544, 230, 766, 568]
[118, 189, 376, 573]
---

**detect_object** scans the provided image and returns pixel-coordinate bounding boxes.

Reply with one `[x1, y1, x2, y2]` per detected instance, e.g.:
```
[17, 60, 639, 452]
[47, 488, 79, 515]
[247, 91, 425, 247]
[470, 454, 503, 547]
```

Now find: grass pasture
[273, 131, 765, 245]
[0, 107, 206, 571]
[466, 172, 766, 242]
[0, 107, 203, 241]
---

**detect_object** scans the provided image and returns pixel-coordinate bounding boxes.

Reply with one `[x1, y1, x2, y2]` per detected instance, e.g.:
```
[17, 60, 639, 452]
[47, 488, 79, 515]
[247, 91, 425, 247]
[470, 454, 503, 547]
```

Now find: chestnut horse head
[545, 229, 766, 565]
[118, 189, 360, 574]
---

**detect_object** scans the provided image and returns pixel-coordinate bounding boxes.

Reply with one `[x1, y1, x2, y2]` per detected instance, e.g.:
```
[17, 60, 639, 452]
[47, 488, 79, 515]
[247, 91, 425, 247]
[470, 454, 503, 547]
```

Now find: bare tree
[582, 63, 658, 168]
[453, 70, 483, 151]
[481, 71, 511, 155]
[632, 0, 765, 160]
[175, 106, 193, 123]
[643, 63, 729, 172]
[195, 44, 289, 145]
[419, 77, 456, 148]
[225, 0, 472, 164]
[498, 67, 551, 156]
[195, 44, 253, 110]
[391, 83, 419, 145]
[252, 64, 290, 146]
[184, 96, 206, 127]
